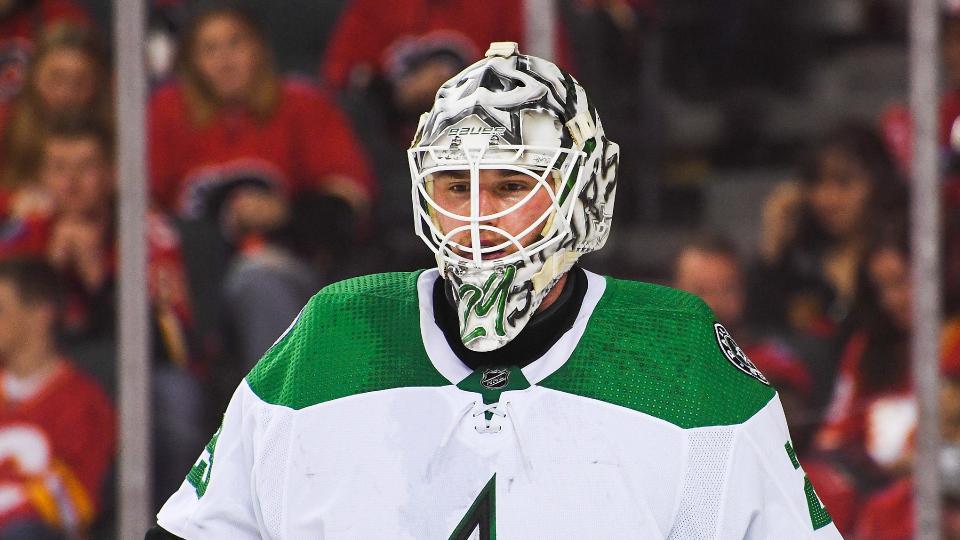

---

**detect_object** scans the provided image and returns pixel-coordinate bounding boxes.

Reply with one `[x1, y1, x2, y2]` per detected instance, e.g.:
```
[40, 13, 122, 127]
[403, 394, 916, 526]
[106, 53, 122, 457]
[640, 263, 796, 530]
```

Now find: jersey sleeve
[719, 395, 844, 539]
[156, 381, 266, 540]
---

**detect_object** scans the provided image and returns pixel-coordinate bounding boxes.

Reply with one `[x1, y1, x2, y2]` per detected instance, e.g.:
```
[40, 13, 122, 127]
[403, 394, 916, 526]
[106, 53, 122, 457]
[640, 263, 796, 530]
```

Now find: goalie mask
[408, 42, 619, 352]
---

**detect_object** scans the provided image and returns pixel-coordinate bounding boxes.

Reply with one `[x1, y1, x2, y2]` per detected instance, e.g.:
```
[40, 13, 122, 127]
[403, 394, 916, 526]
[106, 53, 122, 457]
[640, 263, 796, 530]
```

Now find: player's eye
[500, 180, 533, 193]
[447, 182, 470, 193]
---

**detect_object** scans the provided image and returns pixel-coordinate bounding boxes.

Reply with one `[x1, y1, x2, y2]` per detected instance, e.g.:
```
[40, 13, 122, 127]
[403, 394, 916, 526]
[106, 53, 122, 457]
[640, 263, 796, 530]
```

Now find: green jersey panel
[540, 276, 776, 428]
[246, 271, 448, 409]
[246, 270, 775, 426]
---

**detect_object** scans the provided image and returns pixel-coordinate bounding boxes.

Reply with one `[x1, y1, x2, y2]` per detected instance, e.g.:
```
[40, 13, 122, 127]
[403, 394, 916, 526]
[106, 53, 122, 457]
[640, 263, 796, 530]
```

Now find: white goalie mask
[408, 42, 619, 352]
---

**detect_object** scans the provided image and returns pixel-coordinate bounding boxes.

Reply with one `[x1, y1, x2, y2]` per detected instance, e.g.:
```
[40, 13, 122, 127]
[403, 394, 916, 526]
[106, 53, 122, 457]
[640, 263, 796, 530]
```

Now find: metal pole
[639, 16, 663, 223]
[524, 0, 556, 60]
[115, 0, 152, 537]
[910, 0, 942, 538]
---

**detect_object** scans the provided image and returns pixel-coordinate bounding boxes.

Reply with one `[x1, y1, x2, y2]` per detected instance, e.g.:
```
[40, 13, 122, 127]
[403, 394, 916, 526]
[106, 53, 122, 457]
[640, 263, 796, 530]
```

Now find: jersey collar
[417, 267, 607, 385]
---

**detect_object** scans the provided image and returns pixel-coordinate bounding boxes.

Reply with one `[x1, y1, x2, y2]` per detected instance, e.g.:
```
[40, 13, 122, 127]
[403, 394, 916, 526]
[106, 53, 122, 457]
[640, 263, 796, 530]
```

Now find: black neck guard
[432, 266, 588, 371]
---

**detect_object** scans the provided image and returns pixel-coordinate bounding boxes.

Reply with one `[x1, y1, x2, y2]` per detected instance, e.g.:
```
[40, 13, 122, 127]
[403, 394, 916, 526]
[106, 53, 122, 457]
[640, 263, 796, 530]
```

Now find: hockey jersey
[0, 360, 115, 533]
[157, 269, 843, 539]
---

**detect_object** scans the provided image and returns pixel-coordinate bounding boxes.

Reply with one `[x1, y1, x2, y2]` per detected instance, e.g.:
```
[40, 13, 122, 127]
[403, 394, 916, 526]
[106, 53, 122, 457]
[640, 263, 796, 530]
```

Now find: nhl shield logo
[480, 368, 510, 389]
[714, 323, 770, 385]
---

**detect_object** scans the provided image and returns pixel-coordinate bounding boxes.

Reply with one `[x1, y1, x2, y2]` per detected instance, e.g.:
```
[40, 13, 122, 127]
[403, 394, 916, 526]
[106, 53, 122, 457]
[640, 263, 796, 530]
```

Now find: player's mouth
[451, 240, 512, 261]
[478, 238, 516, 260]
[480, 249, 507, 260]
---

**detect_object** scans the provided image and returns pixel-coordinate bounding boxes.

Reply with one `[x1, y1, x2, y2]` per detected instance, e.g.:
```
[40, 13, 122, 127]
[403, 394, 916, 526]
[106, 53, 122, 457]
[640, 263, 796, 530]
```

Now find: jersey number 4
[449, 475, 496, 540]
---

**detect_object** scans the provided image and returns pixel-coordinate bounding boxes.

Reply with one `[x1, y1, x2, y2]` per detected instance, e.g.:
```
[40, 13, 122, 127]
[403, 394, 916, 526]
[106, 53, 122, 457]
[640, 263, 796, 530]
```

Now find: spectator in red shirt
[0, 257, 114, 539]
[0, 0, 91, 103]
[150, 5, 376, 370]
[321, 0, 574, 93]
[150, 5, 374, 223]
[0, 115, 205, 506]
[0, 23, 109, 203]
[321, 0, 573, 199]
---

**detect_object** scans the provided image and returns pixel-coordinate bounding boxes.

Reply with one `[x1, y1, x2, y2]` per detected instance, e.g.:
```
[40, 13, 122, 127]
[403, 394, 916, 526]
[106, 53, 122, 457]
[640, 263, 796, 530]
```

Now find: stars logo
[714, 323, 770, 385]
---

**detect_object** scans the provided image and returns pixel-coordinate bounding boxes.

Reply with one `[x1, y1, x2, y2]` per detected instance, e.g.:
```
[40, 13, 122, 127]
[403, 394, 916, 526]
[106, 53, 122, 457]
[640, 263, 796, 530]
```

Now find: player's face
[807, 147, 872, 239]
[33, 48, 97, 113]
[41, 137, 113, 218]
[430, 168, 553, 260]
[193, 15, 261, 103]
[868, 247, 912, 330]
[674, 250, 744, 327]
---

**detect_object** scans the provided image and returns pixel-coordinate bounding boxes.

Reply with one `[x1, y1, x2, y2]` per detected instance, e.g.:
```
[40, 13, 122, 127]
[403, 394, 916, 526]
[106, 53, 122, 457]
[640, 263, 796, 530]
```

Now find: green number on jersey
[784, 441, 832, 530]
[449, 475, 496, 540]
[186, 426, 221, 498]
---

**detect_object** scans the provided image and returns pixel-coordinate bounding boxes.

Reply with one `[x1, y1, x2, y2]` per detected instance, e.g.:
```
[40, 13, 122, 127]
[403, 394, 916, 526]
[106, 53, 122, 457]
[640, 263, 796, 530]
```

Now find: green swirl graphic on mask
[457, 265, 517, 343]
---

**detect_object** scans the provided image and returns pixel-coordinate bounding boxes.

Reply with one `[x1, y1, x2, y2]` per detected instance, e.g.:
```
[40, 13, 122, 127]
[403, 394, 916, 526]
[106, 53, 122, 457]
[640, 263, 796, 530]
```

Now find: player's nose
[476, 188, 501, 222]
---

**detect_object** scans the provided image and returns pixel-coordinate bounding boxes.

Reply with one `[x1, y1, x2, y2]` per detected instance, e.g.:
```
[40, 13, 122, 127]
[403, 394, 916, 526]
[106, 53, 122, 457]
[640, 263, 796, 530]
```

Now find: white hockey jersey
[157, 269, 843, 539]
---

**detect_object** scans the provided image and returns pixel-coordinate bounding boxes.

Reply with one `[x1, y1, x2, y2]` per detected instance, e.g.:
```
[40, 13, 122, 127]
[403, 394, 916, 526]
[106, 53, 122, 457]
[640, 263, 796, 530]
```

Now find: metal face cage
[408, 143, 586, 268]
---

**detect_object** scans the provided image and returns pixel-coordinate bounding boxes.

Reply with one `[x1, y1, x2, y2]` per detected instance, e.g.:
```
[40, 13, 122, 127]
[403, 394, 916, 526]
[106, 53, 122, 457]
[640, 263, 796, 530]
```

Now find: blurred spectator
[673, 233, 816, 444]
[337, 36, 470, 271]
[322, 0, 574, 93]
[150, 5, 374, 369]
[355, 33, 472, 147]
[0, 24, 109, 204]
[0, 0, 91, 103]
[0, 258, 114, 539]
[815, 231, 960, 484]
[324, 0, 573, 184]
[853, 378, 960, 540]
[747, 122, 907, 341]
[1, 116, 194, 360]
[151, 4, 374, 219]
[327, 0, 570, 268]
[0, 116, 204, 505]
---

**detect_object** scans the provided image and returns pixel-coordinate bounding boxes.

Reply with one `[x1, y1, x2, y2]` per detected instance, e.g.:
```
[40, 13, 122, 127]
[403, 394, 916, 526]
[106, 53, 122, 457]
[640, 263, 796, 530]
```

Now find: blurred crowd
[0, 0, 955, 538]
